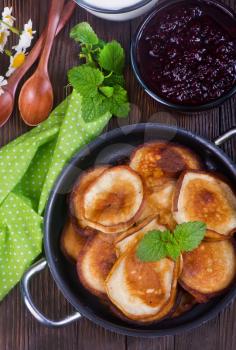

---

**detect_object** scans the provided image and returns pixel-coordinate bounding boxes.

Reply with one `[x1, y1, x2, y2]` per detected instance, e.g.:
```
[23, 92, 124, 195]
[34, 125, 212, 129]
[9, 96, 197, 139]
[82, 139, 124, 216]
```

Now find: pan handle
[214, 128, 236, 146]
[20, 258, 82, 327]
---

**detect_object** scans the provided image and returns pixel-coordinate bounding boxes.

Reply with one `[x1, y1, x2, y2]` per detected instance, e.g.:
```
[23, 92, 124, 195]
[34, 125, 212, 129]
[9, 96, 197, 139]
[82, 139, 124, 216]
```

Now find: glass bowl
[131, 0, 236, 112]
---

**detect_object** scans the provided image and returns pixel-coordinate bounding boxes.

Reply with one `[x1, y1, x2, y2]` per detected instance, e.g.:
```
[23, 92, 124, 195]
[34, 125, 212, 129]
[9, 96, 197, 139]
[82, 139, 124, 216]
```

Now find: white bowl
[74, 0, 159, 21]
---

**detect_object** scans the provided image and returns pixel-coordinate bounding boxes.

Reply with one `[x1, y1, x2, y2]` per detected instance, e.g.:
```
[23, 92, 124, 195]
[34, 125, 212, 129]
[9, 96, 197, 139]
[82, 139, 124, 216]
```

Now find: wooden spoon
[0, 0, 76, 128]
[18, 0, 65, 126]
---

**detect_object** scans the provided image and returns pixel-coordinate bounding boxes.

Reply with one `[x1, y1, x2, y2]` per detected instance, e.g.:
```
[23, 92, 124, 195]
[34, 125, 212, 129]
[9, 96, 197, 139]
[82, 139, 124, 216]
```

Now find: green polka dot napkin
[0, 90, 111, 300]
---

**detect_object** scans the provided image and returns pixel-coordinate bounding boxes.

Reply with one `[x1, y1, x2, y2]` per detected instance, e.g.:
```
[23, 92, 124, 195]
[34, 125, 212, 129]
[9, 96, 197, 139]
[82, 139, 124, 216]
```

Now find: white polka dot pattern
[0, 91, 111, 300]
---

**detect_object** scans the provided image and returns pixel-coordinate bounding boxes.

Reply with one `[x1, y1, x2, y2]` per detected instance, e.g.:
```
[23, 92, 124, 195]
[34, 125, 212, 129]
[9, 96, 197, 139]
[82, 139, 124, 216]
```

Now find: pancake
[81, 166, 144, 234]
[130, 142, 202, 189]
[116, 214, 158, 241]
[115, 217, 166, 256]
[172, 290, 197, 318]
[147, 181, 176, 211]
[173, 171, 236, 236]
[77, 234, 117, 298]
[146, 181, 177, 230]
[203, 229, 230, 242]
[179, 240, 236, 302]
[123, 181, 176, 232]
[71, 166, 109, 237]
[106, 238, 180, 322]
[61, 220, 86, 262]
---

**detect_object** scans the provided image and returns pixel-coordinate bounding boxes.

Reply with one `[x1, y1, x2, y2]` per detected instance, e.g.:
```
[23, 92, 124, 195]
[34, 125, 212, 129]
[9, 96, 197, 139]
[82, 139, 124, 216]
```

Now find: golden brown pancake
[81, 166, 144, 234]
[173, 171, 236, 236]
[106, 238, 180, 322]
[179, 240, 236, 302]
[172, 290, 197, 318]
[71, 166, 109, 236]
[77, 234, 117, 298]
[115, 214, 158, 243]
[60, 220, 86, 262]
[115, 217, 166, 257]
[146, 181, 177, 230]
[123, 181, 176, 232]
[204, 229, 230, 242]
[130, 142, 202, 189]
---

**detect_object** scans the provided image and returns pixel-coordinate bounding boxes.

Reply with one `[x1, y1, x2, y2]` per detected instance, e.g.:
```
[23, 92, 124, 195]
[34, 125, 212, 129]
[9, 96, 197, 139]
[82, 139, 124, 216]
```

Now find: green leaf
[136, 221, 206, 263]
[99, 41, 125, 74]
[70, 22, 98, 45]
[81, 94, 109, 122]
[99, 86, 114, 98]
[105, 73, 125, 87]
[166, 242, 181, 261]
[91, 40, 107, 62]
[173, 222, 206, 252]
[68, 66, 104, 97]
[96, 39, 106, 49]
[136, 230, 169, 262]
[108, 85, 130, 117]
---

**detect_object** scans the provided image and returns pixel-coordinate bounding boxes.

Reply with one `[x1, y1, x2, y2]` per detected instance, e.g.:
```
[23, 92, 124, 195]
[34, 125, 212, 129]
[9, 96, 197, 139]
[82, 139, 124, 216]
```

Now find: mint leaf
[108, 85, 130, 117]
[166, 242, 181, 261]
[68, 66, 104, 97]
[99, 41, 125, 74]
[82, 94, 109, 122]
[136, 230, 169, 262]
[96, 39, 106, 49]
[99, 86, 114, 98]
[105, 74, 125, 87]
[174, 222, 206, 252]
[136, 221, 206, 262]
[70, 22, 98, 45]
[157, 231, 180, 261]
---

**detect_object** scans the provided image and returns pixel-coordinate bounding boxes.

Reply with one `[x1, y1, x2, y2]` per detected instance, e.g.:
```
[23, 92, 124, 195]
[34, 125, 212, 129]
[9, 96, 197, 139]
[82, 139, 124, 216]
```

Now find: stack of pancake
[61, 142, 236, 323]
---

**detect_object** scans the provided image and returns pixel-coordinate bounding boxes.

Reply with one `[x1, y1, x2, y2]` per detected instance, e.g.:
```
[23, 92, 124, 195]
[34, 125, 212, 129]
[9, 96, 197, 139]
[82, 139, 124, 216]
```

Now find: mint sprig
[136, 222, 206, 262]
[68, 22, 130, 122]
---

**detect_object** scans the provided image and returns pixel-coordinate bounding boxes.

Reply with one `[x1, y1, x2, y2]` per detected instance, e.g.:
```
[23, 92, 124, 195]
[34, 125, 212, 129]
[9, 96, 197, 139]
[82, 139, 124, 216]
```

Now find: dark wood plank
[0, 0, 236, 349]
[127, 335, 174, 350]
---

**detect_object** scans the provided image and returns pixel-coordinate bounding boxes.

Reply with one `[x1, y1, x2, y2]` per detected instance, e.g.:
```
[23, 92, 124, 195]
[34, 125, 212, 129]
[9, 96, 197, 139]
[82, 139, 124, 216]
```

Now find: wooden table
[0, 0, 236, 349]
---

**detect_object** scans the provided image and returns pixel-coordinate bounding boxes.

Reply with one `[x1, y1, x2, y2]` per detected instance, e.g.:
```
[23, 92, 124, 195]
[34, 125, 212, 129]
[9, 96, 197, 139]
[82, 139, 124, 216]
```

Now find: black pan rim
[44, 123, 236, 337]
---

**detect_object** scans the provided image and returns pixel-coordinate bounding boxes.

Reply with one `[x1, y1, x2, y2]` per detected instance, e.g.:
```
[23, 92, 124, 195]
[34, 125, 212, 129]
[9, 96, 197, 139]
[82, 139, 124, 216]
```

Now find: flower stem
[104, 71, 113, 79]
[0, 20, 20, 35]
[4, 49, 11, 57]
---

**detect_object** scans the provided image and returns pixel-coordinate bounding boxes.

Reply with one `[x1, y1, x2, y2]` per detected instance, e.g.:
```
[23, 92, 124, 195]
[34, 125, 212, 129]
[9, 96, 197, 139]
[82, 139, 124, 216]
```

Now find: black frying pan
[21, 123, 236, 337]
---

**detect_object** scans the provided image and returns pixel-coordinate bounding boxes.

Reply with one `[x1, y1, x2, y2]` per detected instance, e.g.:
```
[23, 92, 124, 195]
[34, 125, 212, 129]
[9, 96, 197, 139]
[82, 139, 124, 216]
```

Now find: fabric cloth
[0, 90, 111, 300]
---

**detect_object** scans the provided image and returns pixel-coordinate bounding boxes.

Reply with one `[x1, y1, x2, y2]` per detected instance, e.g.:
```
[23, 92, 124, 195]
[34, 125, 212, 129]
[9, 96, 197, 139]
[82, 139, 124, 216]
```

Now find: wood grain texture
[0, 0, 236, 349]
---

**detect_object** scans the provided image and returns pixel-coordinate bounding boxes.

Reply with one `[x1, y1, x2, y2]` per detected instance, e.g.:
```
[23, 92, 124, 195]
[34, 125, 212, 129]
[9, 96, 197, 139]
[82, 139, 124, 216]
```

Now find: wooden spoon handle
[39, 0, 65, 72]
[8, 0, 76, 96]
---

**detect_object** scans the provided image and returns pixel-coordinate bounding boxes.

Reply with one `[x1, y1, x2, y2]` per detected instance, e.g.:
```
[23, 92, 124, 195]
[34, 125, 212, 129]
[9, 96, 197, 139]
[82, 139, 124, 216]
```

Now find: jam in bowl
[131, 0, 236, 111]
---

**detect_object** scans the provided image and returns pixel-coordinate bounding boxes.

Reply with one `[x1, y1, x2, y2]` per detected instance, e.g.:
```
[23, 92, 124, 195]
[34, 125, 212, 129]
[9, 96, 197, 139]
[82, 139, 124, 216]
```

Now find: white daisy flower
[0, 76, 7, 96]
[0, 27, 10, 53]
[6, 50, 26, 77]
[13, 19, 36, 51]
[1, 7, 15, 27]
[23, 19, 36, 37]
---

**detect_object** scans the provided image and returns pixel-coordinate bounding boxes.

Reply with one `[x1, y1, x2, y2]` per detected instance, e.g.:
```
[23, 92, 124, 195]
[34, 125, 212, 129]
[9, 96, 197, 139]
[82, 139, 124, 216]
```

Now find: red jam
[137, 1, 236, 106]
